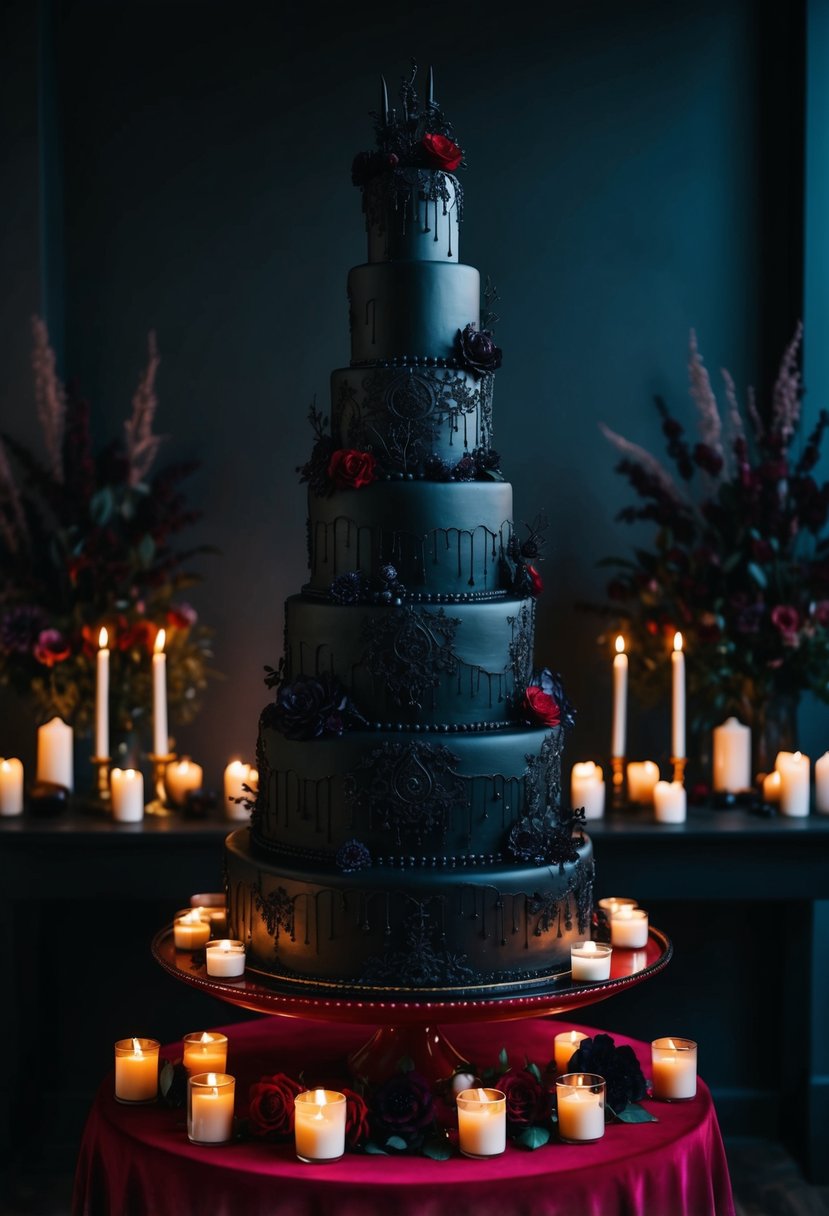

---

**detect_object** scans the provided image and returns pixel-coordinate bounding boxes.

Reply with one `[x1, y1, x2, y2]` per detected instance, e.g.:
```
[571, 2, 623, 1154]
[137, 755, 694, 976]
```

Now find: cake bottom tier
[225, 828, 594, 997]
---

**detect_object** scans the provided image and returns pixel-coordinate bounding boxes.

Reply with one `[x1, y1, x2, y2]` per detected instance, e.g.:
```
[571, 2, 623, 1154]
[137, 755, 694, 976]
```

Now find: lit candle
[626, 760, 659, 805]
[110, 768, 144, 822]
[174, 909, 212, 950]
[224, 760, 257, 821]
[597, 896, 638, 915]
[456, 1087, 507, 1158]
[653, 779, 687, 824]
[611, 636, 628, 758]
[610, 905, 649, 949]
[36, 716, 73, 790]
[183, 1032, 229, 1076]
[554, 1030, 588, 1075]
[205, 940, 246, 978]
[671, 632, 685, 758]
[778, 751, 810, 818]
[152, 629, 168, 756]
[0, 758, 24, 816]
[651, 1037, 697, 1101]
[570, 761, 605, 821]
[164, 757, 204, 807]
[114, 1037, 159, 1103]
[556, 1074, 605, 1143]
[570, 940, 612, 982]
[763, 769, 781, 803]
[712, 717, 751, 792]
[95, 627, 110, 758]
[294, 1089, 347, 1163]
[188, 1072, 235, 1144]
[816, 752, 829, 814]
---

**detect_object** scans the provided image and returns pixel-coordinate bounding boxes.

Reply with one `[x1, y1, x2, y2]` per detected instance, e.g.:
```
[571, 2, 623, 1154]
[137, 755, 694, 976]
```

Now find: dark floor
[2, 1139, 829, 1216]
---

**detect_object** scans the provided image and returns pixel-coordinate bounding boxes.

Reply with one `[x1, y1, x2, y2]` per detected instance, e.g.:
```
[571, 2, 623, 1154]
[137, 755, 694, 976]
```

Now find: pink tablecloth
[73, 1015, 734, 1216]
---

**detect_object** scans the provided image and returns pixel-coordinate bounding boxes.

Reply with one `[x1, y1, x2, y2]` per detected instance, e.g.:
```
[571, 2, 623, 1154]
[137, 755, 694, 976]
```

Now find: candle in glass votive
[188, 1072, 235, 1144]
[456, 1088, 507, 1158]
[778, 751, 810, 817]
[626, 761, 659, 805]
[610, 905, 649, 948]
[0, 759, 24, 816]
[206, 940, 246, 977]
[570, 762, 605, 821]
[651, 1038, 697, 1101]
[712, 717, 751, 792]
[554, 1030, 588, 1075]
[294, 1089, 347, 1163]
[556, 1074, 605, 1143]
[183, 1031, 229, 1076]
[164, 758, 204, 807]
[36, 717, 73, 790]
[653, 780, 687, 824]
[597, 896, 638, 915]
[174, 909, 212, 950]
[570, 940, 612, 982]
[114, 1037, 159, 1103]
[816, 752, 829, 814]
[110, 768, 144, 822]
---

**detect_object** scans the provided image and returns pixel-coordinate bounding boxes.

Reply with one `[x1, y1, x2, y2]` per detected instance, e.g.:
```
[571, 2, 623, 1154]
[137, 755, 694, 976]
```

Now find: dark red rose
[341, 1086, 370, 1148]
[421, 132, 462, 171]
[524, 685, 561, 727]
[814, 601, 829, 628]
[247, 1072, 303, 1140]
[771, 604, 800, 646]
[327, 448, 377, 490]
[119, 619, 159, 654]
[33, 629, 71, 667]
[527, 565, 543, 596]
[372, 1071, 435, 1142]
[500, 1069, 549, 1129]
[166, 602, 198, 630]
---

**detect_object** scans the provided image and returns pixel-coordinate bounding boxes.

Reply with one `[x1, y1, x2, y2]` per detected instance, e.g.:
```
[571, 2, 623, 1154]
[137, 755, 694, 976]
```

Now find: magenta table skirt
[73, 1015, 734, 1216]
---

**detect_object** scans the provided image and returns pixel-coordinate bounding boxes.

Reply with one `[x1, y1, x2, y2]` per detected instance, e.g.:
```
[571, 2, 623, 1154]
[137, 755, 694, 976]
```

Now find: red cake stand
[152, 925, 671, 1082]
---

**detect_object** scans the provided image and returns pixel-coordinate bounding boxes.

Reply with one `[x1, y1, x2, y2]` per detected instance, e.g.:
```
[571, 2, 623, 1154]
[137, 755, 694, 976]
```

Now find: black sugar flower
[565, 1034, 647, 1115]
[272, 672, 350, 741]
[336, 838, 372, 873]
[456, 324, 502, 377]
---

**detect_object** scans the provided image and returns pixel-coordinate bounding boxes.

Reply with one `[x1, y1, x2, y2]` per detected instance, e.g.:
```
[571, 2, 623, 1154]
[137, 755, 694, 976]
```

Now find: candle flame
[667, 1039, 677, 1051]
[570, 1031, 580, 1043]
[132, 1038, 143, 1057]
[99, 626, 108, 649]
[182, 909, 201, 924]
[154, 629, 166, 654]
[314, 1088, 327, 1106]
[616, 904, 633, 920]
[674, 631, 683, 652]
[615, 635, 625, 655]
[207, 1073, 217, 1085]
[200, 1032, 212, 1044]
[794, 751, 802, 762]
[582, 940, 597, 954]
[476, 1087, 489, 1103]
[1, 761, 9, 773]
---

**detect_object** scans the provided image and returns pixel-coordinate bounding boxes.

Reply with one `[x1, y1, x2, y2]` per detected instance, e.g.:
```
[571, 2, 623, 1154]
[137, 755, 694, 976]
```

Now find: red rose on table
[421, 132, 463, 172]
[527, 565, 543, 596]
[524, 685, 561, 727]
[341, 1086, 370, 1148]
[247, 1072, 303, 1139]
[499, 1069, 549, 1129]
[327, 448, 377, 490]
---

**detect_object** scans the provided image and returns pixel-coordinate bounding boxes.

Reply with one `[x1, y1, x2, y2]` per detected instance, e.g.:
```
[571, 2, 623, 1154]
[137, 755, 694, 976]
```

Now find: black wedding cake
[225, 66, 594, 996]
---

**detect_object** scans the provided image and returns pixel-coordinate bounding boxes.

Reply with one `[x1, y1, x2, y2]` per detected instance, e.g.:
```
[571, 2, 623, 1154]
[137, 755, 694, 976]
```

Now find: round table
[72, 1016, 735, 1216]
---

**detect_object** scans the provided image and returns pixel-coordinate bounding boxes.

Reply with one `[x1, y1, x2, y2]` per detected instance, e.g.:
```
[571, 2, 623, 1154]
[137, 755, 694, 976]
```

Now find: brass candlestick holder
[144, 751, 177, 816]
[90, 755, 112, 807]
[670, 756, 687, 786]
[611, 755, 626, 809]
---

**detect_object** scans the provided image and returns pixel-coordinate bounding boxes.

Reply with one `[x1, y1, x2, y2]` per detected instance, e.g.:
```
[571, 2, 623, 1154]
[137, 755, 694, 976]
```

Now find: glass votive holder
[651, 1038, 698, 1101]
[114, 1037, 160, 1104]
[570, 940, 612, 982]
[554, 1030, 588, 1076]
[173, 909, 212, 950]
[188, 1072, 236, 1144]
[556, 1073, 606, 1144]
[205, 939, 246, 978]
[456, 1088, 507, 1158]
[294, 1089, 347, 1163]
[609, 905, 649, 949]
[597, 897, 638, 915]
[182, 1031, 229, 1075]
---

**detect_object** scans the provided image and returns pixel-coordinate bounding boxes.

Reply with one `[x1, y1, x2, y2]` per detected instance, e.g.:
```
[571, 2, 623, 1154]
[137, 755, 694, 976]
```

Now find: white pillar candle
[653, 779, 687, 824]
[712, 717, 751, 792]
[182, 1032, 228, 1076]
[671, 632, 685, 758]
[152, 629, 168, 756]
[0, 758, 24, 816]
[188, 1072, 235, 1144]
[554, 1030, 588, 1075]
[651, 1038, 697, 1101]
[775, 751, 795, 771]
[763, 769, 781, 803]
[570, 940, 612, 982]
[164, 757, 204, 807]
[294, 1089, 347, 1162]
[610, 905, 649, 948]
[626, 761, 659, 805]
[456, 1088, 507, 1158]
[174, 909, 212, 950]
[95, 627, 110, 758]
[556, 1074, 605, 1143]
[611, 636, 628, 758]
[36, 716, 73, 790]
[816, 752, 829, 813]
[570, 761, 605, 820]
[110, 768, 144, 822]
[224, 760, 257, 820]
[114, 1037, 159, 1103]
[778, 751, 810, 817]
[205, 940, 246, 978]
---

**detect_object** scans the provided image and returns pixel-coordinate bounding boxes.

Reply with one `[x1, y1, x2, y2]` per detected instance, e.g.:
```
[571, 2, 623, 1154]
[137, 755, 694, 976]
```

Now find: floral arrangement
[597, 326, 829, 737]
[0, 319, 214, 738]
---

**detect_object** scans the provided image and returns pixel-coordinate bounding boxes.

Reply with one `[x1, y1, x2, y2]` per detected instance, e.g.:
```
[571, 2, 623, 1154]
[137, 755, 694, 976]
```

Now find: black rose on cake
[272, 672, 357, 741]
[507, 807, 584, 869]
[564, 1034, 648, 1115]
[456, 324, 502, 377]
[335, 838, 372, 873]
[330, 571, 368, 605]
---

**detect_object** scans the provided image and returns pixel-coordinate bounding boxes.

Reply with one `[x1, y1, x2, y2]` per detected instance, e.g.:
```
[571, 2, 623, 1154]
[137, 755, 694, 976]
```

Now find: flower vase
[750, 694, 799, 778]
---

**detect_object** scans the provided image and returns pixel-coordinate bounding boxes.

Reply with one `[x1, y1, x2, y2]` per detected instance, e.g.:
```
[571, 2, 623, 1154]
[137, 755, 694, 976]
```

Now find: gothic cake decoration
[343, 739, 465, 845]
[361, 605, 460, 708]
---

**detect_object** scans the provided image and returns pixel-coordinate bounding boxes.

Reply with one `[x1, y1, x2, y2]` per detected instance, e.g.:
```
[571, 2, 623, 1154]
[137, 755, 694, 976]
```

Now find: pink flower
[771, 604, 800, 646]
[33, 629, 71, 667]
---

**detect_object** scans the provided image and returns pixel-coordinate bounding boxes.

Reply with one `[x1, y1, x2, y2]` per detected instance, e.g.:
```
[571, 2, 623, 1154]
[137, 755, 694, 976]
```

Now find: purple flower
[371, 1072, 434, 1145]
[455, 324, 502, 377]
[336, 838, 371, 873]
[0, 606, 46, 654]
[33, 629, 71, 667]
[272, 673, 350, 741]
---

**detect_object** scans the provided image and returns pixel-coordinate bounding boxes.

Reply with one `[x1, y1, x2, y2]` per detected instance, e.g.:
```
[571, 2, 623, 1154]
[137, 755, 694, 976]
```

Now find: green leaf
[397, 1055, 415, 1074]
[364, 1141, 388, 1155]
[159, 1059, 175, 1098]
[136, 533, 155, 569]
[526, 1061, 542, 1083]
[747, 561, 768, 589]
[385, 1135, 409, 1152]
[608, 1103, 658, 1123]
[515, 1125, 551, 1150]
[89, 487, 114, 526]
[422, 1137, 452, 1161]
[498, 1047, 509, 1071]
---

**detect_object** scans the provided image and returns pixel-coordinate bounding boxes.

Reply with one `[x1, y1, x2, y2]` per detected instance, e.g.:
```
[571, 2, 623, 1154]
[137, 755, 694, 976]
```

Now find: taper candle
[152, 629, 168, 756]
[671, 632, 685, 759]
[611, 636, 628, 758]
[95, 627, 110, 759]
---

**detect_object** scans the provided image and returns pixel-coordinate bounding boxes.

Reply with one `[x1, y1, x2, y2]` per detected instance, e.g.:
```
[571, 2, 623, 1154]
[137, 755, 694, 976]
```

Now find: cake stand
[152, 925, 671, 1082]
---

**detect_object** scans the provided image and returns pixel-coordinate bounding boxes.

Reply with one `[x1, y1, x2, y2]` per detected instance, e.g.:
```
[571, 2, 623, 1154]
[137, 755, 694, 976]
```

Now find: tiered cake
[225, 67, 593, 996]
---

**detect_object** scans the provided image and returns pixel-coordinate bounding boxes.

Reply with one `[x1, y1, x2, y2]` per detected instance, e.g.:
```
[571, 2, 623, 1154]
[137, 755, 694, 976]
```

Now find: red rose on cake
[421, 132, 463, 171]
[327, 448, 377, 490]
[527, 565, 544, 597]
[247, 1072, 303, 1139]
[523, 684, 561, 727]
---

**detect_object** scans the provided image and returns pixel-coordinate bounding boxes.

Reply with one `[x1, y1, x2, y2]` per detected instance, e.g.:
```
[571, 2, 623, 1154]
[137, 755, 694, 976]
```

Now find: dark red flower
[499, 1069, 549, 1130]
[771, 604, 800, 645]
[813, 600, 829, 628]
[523, 685, 561, 727]
[372, 1071, 434, 1141]
[119, 620, 159, 653]
[527, 565, 543, 596]
[327, 448, 377, 490]
[421, 132, 462, 171]
[166, 602, 198, 630]
[341, 1086, 370, 1148]
[33, 629, 71, 667]
[247, 1072, 303, 1140]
